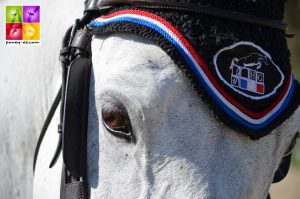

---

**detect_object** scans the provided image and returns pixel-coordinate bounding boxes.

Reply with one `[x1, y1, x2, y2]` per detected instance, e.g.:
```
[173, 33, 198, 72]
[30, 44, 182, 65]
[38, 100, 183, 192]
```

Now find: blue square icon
[240, 79, 248, 89]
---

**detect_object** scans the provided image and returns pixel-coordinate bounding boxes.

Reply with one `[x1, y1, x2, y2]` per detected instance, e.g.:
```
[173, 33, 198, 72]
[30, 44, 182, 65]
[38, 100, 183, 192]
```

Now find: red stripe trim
[96, 10, 291, 119]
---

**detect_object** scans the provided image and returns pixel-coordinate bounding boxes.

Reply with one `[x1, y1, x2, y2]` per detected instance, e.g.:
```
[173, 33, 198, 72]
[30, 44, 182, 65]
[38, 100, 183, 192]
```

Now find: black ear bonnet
[87, 6, 300, 139]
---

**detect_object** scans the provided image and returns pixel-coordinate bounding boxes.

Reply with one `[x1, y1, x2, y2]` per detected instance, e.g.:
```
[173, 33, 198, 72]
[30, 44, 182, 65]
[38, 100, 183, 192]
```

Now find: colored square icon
[256, 83, 265, 94]
[23, 23, 40, 40]
[240, 78, 248, 89]
[23, 6, 40, 23]
[6, 6, 23, 23]
[6, 23, 22, 40]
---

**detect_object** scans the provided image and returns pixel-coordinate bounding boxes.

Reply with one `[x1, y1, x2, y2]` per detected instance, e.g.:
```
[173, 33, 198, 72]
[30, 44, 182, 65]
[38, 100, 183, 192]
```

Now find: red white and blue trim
[89, 10, 295, 130]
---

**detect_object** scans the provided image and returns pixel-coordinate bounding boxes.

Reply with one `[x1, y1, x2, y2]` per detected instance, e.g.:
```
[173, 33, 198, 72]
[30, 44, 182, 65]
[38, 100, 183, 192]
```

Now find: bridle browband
[33, 1, 290, 198]
[93, 0, 287, 31]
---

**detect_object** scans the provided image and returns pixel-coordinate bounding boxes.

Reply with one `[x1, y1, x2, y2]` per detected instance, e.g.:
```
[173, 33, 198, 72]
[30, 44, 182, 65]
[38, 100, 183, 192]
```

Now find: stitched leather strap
[70, 30, 92, 54]
[64, 182, 86, 199]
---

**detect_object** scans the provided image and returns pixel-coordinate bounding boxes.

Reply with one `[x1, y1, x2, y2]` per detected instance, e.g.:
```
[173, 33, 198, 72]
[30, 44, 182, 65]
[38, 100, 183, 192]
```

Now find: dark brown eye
[102, 103, 135, 143]
[283, 132, 299, 157]
[102, 111, 126, 128]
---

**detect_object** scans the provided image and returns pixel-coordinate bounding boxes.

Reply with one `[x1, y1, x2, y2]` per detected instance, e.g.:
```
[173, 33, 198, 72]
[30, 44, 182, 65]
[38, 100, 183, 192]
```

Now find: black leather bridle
[33, 1, 291, 198]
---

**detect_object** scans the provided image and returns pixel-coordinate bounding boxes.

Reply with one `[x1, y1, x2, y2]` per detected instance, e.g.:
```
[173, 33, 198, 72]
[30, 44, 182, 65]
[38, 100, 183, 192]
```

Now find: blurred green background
[270, 1, 300, 198]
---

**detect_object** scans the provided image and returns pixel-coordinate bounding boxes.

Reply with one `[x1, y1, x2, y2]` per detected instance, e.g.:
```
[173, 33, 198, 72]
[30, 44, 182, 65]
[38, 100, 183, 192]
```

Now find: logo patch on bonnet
[214, 42, 284, 100]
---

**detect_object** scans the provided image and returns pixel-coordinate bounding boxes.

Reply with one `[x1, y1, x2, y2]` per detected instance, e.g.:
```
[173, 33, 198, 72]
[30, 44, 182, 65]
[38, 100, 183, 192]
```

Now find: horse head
[85, 1, 300, 198]
[88, 34, 299, 199]
[33, 1, 300, 199]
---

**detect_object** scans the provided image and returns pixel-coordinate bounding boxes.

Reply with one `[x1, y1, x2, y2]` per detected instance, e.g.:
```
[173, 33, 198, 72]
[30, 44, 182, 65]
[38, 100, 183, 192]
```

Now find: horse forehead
[91, 35, 242, 142]
[90, 35, 222, 136]
[92, 34, 175, 70]
[91, 35, 187, 96]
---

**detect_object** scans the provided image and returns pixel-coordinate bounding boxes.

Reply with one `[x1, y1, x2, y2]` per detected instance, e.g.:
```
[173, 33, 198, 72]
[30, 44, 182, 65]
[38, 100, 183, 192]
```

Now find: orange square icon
[22, 23, 40, 40]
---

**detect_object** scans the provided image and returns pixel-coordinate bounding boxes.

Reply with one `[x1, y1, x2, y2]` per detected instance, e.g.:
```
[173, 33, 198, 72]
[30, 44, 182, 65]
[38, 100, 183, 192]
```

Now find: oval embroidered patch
[214, 42, 284, 100]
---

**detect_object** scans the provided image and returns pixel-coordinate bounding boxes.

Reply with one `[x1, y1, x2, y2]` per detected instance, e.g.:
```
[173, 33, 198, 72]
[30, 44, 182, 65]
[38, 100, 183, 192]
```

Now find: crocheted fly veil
[87, 1, 300, 139]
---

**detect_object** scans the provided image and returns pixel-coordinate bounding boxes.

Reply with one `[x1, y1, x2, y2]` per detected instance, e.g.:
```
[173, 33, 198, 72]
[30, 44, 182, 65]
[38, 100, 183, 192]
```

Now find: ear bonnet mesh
[87, 4, 300, 138]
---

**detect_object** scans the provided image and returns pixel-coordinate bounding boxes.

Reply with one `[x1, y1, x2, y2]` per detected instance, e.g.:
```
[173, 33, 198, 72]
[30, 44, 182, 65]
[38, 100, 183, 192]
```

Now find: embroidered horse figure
[230, 53, 269, 70]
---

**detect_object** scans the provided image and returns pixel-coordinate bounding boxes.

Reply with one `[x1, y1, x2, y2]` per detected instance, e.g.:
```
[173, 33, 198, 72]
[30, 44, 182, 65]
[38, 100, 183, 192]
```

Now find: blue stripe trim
[89, 17, 294, 130]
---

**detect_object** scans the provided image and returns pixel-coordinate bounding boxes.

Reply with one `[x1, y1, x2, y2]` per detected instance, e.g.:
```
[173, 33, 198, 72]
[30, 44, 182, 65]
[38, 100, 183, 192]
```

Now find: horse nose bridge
[137, 152, 257, 199]
[200, 167, 258, 199]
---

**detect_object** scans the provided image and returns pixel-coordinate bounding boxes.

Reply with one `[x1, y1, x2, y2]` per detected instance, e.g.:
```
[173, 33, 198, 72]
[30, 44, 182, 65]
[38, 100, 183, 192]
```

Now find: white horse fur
[0, 0, 298, 198]
[34, 34, 300, 199]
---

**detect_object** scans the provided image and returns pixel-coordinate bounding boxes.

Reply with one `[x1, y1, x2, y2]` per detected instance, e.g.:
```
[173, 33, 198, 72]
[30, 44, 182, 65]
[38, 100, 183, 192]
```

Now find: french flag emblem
[231, 65, 265, 94]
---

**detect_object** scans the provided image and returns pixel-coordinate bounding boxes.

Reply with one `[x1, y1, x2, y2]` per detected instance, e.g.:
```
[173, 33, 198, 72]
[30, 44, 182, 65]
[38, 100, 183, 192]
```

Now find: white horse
[88, 35, 300, 199]
[34, 36, 300, 199]
[0, 0, 296, 199]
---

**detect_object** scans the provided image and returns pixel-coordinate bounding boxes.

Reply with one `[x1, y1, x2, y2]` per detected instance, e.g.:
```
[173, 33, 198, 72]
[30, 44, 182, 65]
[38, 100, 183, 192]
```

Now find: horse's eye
[283, 132, 299, 157]
[102, 105, 135, 143]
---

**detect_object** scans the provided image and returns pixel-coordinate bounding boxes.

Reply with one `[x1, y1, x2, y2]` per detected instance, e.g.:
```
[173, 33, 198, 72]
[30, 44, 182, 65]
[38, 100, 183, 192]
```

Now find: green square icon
[6, 6, 23, 23]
